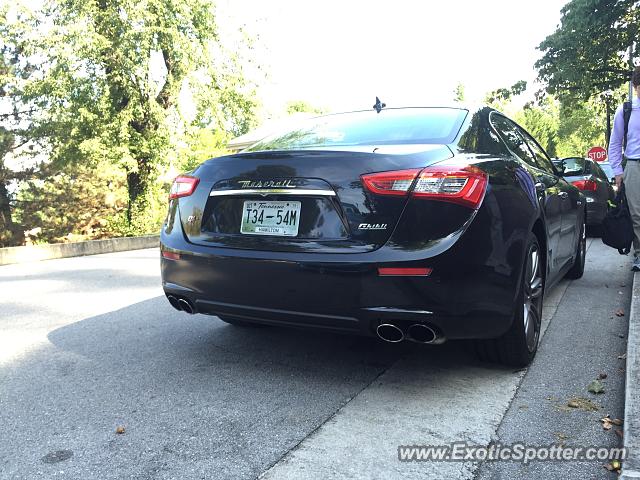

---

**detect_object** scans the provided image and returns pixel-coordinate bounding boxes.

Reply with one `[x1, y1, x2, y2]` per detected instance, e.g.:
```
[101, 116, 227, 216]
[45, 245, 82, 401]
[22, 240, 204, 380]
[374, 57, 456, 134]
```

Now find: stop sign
[587, 146, 607, 162]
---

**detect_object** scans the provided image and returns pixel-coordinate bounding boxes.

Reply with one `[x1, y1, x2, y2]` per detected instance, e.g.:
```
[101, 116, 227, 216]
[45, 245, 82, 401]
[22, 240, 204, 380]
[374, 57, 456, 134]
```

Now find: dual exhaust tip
[376, 323, 439, 344]
[167, 295, 196, 314]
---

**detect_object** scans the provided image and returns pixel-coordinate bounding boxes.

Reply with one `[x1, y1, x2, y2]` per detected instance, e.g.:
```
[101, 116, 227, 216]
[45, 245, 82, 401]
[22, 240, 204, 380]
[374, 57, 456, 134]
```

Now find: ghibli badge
[358, 223, 388, 230]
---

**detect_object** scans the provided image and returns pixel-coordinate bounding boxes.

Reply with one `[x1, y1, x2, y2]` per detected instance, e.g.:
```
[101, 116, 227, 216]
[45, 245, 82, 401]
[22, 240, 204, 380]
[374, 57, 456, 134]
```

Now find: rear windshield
[245, 108, 468, 152]
[558, 157, 586, 176]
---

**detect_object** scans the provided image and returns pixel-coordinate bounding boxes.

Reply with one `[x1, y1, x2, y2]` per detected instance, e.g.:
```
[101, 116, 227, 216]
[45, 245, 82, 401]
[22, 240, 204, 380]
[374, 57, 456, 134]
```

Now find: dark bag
[602, 183, 634, 255]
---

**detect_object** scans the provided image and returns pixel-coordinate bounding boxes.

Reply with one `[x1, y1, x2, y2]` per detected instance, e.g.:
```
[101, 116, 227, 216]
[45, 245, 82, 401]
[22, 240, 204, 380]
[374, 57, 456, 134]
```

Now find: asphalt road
[0, 238, 631, 480]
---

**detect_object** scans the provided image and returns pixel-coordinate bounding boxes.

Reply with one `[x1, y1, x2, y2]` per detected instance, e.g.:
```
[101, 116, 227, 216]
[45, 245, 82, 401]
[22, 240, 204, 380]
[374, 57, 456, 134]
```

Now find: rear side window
[456, 109, 510, 156]
[246, 108, 468, 151]
[560, 157, 586, 176]
[490, 114, 539, 168]
[519, 130, 557, 175]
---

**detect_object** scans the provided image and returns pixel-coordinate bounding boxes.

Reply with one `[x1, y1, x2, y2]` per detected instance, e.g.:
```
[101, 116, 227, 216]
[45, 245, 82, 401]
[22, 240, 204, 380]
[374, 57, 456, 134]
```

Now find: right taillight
[361, 165, 488, 209]
[571, 179, 597, 191]
[413, 165, 488, 209]
[169, 175, 199, 200]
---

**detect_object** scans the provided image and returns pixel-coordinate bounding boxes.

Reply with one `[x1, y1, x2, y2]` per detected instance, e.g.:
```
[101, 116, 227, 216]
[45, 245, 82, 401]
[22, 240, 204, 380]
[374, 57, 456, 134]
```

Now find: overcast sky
[217, 0, 568, 117]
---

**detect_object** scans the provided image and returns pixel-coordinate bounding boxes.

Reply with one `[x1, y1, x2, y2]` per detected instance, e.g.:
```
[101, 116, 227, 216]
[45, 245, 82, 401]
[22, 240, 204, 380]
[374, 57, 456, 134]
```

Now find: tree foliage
[554, 98, 607, 157]
[484, 81, 527, 111]
[484, 80, 607, 159]
[514, 97, 560, 157]
[0, 6, 43, 247]
[285, 100, 325, 115]
[17, 161, 128, 244]
[453, 83, 465, 102]
[536, 0, 640, 103]
[1, 0, 257, 243]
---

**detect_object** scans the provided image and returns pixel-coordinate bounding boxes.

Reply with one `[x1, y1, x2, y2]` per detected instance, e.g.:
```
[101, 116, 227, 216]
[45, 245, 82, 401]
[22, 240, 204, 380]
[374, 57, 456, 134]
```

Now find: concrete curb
[0, 235, 159, 266]
[621, 271, 640, 479]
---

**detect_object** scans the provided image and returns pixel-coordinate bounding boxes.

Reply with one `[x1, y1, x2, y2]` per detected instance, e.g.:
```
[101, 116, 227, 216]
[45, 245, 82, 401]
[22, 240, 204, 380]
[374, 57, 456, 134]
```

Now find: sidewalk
[622, 272, 640, 479]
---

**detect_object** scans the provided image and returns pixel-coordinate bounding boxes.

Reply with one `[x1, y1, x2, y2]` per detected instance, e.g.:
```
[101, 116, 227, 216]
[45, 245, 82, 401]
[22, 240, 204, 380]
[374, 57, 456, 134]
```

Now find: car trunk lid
[177, 146, 454, 253]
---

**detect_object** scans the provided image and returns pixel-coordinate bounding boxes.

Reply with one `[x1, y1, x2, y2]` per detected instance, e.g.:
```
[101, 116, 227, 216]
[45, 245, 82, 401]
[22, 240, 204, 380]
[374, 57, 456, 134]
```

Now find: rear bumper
[163, 287, 513, 341]
[160, 228, 521, 341]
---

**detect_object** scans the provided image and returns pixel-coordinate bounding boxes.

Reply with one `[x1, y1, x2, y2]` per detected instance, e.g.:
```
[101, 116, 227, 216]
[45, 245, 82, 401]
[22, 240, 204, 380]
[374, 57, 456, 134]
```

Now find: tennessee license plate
[240, 201, 301, 236]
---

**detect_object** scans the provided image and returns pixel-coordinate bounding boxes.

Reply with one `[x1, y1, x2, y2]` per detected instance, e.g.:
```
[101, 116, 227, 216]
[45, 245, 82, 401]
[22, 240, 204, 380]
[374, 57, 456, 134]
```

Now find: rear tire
[565, 216, 586, 280]
[475, 233, 544, 367]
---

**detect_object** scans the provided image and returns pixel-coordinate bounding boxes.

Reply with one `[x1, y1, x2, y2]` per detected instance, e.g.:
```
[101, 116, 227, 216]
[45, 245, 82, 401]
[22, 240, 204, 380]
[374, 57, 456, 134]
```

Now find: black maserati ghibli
[160, 105, 586, 367]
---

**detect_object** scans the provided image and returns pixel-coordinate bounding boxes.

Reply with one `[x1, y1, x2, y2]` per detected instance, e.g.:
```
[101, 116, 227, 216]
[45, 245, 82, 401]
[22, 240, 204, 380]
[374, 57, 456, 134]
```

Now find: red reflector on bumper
[378, 267, 432, 276]
[162, 251, 180, 260]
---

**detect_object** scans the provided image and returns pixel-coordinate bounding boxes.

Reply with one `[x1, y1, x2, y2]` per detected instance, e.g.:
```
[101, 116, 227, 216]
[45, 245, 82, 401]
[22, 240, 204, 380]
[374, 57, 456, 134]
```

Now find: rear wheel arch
[512, 218, 547, 301]
[475, 232, 543, 366]
[531, 219, 548, 280]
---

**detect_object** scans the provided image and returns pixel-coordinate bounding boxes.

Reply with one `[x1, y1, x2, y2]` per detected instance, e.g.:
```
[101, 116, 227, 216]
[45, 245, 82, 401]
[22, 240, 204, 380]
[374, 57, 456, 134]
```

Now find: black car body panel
[161, 106, 585, 342]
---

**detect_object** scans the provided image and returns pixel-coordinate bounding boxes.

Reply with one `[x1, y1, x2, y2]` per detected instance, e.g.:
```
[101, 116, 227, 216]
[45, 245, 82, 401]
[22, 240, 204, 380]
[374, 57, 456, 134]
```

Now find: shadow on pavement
[45, 295, 489, 373]
[0, 295, 505, 480]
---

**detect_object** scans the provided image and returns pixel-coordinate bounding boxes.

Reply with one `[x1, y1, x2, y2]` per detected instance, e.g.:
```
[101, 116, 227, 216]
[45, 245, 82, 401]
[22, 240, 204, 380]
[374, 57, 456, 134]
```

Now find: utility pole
[603, 90, 614, 147]
[607, 97, 612, 147]
[630, 44, 635, 102]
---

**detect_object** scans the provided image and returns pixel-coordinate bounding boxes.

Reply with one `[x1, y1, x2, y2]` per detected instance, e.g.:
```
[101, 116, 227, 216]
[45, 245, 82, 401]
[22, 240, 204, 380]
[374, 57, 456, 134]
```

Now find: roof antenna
[373, 96, 386, 113]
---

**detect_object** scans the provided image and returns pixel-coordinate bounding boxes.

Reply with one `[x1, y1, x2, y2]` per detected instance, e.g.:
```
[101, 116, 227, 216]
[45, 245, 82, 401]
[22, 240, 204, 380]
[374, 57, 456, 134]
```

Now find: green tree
[285, 100, 325, 115]
[514, 97, 560, 157]
[483, 80, 606, 160]
[0, 6, 44, 247]
[179, 128, 231, 172]
[536, 0, 639, 103]
[484, 80, 527, 111]
[555, 99, 607, 157]
[0, 127, 21, 247]
[17, 161, 128, 244]
[14, 0, 256, 235]
[453, 83, 465, 102]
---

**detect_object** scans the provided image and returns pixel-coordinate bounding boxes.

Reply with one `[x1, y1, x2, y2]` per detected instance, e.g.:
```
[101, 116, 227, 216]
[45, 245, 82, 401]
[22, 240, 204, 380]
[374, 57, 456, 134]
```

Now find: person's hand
[615, 174, 624, 188]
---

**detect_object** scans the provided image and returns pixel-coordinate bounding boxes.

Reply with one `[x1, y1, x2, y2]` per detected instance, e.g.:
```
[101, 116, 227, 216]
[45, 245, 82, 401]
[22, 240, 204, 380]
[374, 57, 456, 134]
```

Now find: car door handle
[558, 192, 569, 199]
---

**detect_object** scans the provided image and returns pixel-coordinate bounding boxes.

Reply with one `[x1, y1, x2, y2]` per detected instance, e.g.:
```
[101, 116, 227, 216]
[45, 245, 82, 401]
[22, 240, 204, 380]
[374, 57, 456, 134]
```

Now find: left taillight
[169, 175, 199, 200]
[361, 165, 488, 209]
[360, 169, 421, 196]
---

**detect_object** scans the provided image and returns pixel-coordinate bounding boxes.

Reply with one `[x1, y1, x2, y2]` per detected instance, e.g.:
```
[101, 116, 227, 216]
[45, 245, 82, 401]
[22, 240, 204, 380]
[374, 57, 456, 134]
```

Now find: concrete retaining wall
[0, 235, 160, 266]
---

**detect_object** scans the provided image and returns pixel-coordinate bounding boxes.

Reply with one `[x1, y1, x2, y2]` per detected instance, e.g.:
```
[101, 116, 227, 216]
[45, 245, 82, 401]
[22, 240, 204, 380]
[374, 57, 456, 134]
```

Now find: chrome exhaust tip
[177, 298, 195, 314]
[166, 295, 182, 311]
[407, 323, 437, 344]
[376, 323, 405, 343]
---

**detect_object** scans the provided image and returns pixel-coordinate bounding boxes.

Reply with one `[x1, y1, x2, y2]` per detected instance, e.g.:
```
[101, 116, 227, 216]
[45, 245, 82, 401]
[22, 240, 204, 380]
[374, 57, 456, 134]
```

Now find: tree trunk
[0, 179, 20, 247]
[126, 170, 143, 224]
[125, 156, 154, 229]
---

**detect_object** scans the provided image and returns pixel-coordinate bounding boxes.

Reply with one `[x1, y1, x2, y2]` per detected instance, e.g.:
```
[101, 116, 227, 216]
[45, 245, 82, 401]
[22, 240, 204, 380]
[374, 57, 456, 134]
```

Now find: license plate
[240, 201, 301, 236]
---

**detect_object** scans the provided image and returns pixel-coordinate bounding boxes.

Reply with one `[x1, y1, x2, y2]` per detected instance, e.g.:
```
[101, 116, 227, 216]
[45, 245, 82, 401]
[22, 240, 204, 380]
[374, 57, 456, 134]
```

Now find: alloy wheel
[523, 244, 543, 353]
[579, 220, 586, 266]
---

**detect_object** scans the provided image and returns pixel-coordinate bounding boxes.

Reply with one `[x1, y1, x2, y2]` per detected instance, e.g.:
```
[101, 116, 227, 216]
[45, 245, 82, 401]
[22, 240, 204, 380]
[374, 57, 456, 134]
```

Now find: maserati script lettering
[238, 179, 296, 189]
